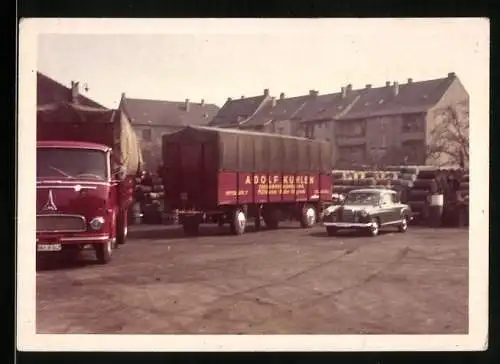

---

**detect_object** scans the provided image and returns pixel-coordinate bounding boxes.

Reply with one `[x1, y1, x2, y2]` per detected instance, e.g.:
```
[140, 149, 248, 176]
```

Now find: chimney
[241, 95, 245, 99]
[71, 81, 80, 103]
[385, 81, 391, 87]
[341, 86, 347, 98]
[280, 92, 285, 100]
[227, 97, 232, 102]
[264, 88, 270, 96]
[271, 97, 277, 107]
[393, 82, 399, 96]
[185, 98, 190, 111]
[365, 84, 372, 89]
[448, 72, 456, 78]
[309, 89, 318, 97]
[407, 78, 413, 84]
[200, 99, 205, 106]
[346, 84, 352, 92]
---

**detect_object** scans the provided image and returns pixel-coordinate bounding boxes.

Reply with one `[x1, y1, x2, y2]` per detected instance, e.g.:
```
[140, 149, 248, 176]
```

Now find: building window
[402, 140, 423, 163]
[305, 125, 314, 138]
[402, 114, 423, 133]
[336, 120, 365, 137]
[142, 128, 152, 141]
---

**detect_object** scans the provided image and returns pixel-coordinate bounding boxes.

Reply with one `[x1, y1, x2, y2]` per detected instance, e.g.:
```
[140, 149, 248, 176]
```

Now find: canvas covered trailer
[161, 125, 334, 235]
[37, 101, 143, 177]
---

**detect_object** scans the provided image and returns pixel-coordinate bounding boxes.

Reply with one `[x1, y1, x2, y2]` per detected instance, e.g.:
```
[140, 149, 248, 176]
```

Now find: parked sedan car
[322, 188, 412, 237]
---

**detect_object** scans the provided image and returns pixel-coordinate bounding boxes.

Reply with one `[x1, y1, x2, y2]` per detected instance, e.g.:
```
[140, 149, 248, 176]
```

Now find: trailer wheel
[182, 218, 200, 236]
[263, 207, 280, 230]
[230, 208, 247, 235]
[300, 204, 317, 228]
[94, 241, 113, 264]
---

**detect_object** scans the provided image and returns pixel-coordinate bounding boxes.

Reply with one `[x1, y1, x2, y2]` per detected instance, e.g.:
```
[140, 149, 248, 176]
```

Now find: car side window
[381, 193, 392, 205]
[390, 193, 399, 204]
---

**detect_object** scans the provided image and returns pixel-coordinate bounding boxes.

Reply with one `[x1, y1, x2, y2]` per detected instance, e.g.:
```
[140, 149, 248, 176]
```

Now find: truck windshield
[37, 148, 108, 180]
[344, 192, 380, 205]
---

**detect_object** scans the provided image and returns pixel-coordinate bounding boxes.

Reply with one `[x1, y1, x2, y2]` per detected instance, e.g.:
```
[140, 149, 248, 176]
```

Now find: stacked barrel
[331, 169, 400, 195]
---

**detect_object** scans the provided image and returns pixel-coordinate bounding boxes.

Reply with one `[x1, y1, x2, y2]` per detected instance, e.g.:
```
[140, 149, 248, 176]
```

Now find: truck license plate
[37, 243, 62, 252]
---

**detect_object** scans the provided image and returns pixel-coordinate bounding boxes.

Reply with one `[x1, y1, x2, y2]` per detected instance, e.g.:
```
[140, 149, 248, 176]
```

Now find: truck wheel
[116, 209, 128, 245]
[230, 208, 247, 235]
[326, 226, 337, 236]
[182, 218, 200, 236]
[300, 205, 317, 228]
[263, 207, 280, 229]
[94, 241, 113, 264]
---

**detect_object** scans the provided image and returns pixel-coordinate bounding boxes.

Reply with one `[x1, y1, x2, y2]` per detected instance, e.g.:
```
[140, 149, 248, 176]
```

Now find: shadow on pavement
[128, 223, 303, 240]
[36, 251, 100, 272]
[309, 229, 395, 239]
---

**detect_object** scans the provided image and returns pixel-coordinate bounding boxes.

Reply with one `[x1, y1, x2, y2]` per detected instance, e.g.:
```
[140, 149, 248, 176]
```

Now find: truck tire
[326, 226, 337, 236]
[116, 208, 128, 245]
[300, 204, 317, 228]
[94, 241, 113, 264]
[182, 217, 200, 236]
[263, 207, 280, 229]
[230, 208, 247, 235]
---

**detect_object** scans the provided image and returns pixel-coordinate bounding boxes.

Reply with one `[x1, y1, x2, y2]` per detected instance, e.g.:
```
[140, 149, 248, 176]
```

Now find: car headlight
[359, 210, 368, 217]
[89, 216, 105, 230]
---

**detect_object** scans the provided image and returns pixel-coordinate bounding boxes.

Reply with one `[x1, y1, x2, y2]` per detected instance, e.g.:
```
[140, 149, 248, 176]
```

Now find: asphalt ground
[36, 222, 468, 334]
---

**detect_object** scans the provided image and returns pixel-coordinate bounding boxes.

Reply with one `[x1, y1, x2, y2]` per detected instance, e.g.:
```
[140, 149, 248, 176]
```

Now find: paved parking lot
[36, 223, 468, 334]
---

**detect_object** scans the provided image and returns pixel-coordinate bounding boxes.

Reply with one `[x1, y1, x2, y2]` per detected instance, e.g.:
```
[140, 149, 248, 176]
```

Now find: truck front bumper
[36, 234, 111, 252]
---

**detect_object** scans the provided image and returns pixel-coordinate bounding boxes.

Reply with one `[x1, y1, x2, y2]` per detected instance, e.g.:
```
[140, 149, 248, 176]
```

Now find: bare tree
[426, 103, 469, 168]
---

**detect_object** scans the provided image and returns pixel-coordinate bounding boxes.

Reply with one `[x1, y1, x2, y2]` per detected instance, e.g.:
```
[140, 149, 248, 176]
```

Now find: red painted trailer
[161, 126, 333, 235]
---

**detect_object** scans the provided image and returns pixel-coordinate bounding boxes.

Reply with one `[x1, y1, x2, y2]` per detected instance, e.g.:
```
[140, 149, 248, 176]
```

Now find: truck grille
[37, 215, 87, 232]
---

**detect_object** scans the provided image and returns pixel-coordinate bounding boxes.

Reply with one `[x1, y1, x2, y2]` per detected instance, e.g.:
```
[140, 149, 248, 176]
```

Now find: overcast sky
[36, 19, 488, 109]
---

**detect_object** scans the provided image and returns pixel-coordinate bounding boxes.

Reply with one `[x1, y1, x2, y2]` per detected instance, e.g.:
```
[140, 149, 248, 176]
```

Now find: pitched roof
[213, 73, 461, 128]
[209, 95, 268, 127]
[338, 75, 457, 120]
[294, 91, 363, 122]
[120, 97, 219, 127]
[37, 72, 106, 109]
[240, 95, 309, 127]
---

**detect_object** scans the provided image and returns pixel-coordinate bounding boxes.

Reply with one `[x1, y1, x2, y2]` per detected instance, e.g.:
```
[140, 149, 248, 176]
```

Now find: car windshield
[37, 148, 108, 180]
[344, 191, 380, 205]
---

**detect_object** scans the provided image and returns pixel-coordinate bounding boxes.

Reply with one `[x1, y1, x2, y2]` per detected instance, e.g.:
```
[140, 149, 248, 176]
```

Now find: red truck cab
[36, 140, 133, 264]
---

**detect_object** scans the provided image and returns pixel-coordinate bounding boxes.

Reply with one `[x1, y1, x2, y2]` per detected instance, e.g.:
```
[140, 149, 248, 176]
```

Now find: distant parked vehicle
[322, 188, 412, 237]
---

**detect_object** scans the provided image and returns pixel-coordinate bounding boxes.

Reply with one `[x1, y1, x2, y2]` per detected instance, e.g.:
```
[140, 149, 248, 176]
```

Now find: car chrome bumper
[323, 221, 374, 228]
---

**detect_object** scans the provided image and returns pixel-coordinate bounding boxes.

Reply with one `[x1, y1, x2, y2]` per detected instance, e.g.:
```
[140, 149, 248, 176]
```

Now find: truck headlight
[90, 216, 105, 230]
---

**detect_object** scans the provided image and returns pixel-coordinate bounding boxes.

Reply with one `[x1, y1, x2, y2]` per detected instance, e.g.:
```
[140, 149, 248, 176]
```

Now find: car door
[388, 191, 404, 222]
[379, 192, 394, 224]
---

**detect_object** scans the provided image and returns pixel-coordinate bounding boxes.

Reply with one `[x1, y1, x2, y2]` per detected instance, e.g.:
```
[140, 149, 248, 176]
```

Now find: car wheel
[326, 226, 337, 236]
[398, 215, 408, 233]
[368, 218, 380, 237]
